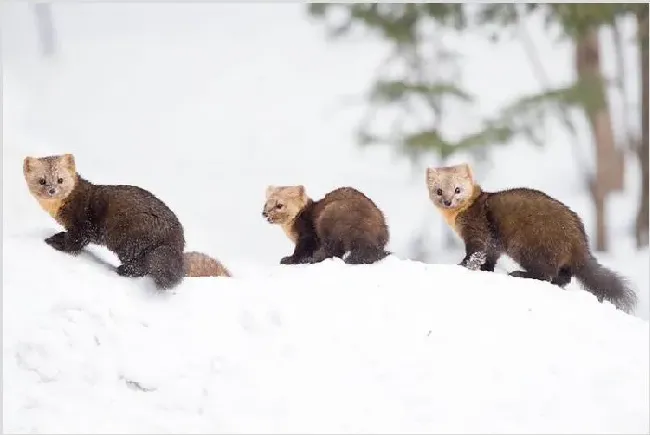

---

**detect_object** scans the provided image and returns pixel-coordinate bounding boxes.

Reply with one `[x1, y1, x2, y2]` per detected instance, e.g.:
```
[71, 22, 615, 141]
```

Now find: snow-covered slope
[3, 3, 649, 433]
[4, 235, 649, 434]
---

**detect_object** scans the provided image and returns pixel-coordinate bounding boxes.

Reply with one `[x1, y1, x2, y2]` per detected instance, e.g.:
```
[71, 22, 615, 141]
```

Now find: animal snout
[48, 188, 56, 195]
[443, 199, 452, 207]
[262, 210, 268, 218]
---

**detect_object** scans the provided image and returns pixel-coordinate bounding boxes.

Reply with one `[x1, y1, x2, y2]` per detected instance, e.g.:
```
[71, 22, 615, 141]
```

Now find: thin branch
[515, 4, 590, 182]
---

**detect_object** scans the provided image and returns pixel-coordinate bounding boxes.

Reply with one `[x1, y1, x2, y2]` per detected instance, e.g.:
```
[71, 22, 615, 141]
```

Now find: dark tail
[146, 244, 184, 290]
[574, 257, 637, 313]
[345, 247, 391, 265]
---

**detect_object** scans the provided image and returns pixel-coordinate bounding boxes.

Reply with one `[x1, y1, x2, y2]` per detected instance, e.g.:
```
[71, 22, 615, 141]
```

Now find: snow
[3, 3, 649, 434]
[4, 237, 649, 434]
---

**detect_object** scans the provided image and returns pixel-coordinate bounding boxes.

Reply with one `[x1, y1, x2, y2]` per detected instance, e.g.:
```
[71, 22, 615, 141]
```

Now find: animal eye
[38, 178, 46, 185]
[436, 188, 442, 196]
[454, 187, 461, 194]
[275, 204, 284, 209]
[57, 178, 64, 184]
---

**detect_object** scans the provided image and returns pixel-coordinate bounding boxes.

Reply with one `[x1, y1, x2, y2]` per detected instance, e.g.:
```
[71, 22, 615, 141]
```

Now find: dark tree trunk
[636, 5, 649, 249]
[575, 28, 624, 252]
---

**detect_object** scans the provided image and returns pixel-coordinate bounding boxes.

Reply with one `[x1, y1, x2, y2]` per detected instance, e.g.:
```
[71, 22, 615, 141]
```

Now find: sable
[24, 154, 230, 289]
[426, 163, 637, 313]
[263, 185, 390, 265]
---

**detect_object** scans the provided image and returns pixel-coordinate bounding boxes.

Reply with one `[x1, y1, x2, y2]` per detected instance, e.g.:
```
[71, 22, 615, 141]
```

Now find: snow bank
[3, 4, 648, 433]
[3, 236, 648, 434]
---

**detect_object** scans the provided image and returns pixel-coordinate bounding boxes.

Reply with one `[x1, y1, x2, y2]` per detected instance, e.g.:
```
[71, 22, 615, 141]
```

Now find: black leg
[280, 255, 297, 265]
[508, 270, 551, 282]
[461, 251, 487, 271]
[117, 259, 148, 277]
[305, 247, 334, 264]
[551, 268, 573, 287]
[280, 237, 317, 265]
[480, 256, 497, 272]
[45, 231, 88, 253]
[280, 252, 311, 265]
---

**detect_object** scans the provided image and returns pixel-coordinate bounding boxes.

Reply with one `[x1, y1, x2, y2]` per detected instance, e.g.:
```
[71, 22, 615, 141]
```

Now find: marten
[426, 163, 637, 313]
[23, 154, 230, 289]
[262, 185, 390, 265]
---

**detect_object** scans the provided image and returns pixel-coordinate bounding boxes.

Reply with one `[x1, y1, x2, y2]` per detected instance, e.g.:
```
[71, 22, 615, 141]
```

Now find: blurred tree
[308, 3, 648, 253]
[32, 1, 57, 57]
[308, 4, 513, 164]
[493, 4, 646, 251]
[635, 4, 649, 248]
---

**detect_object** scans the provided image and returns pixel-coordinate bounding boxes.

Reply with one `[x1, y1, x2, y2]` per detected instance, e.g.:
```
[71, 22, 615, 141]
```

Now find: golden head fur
[23, 154, 78, 221]
[426, 163, 480, 232]
[263, 185, 311, 244]
[262, 185, 310, 225]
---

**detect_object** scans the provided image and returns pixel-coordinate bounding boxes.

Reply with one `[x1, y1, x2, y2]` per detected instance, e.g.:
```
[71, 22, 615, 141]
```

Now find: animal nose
[443, 199, 452, 207]
[262, 211, 268, 218]
[48, 188, 56, 195]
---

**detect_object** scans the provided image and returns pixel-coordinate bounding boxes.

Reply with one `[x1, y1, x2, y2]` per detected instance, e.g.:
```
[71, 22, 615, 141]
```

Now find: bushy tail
[146, 244, 185, 290]
[574, 257, 637, 313]
[345, 247, 391, 265]
[183, 251, 231, 277]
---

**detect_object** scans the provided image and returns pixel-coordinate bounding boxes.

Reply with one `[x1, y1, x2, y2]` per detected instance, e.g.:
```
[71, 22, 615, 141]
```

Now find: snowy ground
[3, 3, 649, 434]
[3, 236, 649, 434]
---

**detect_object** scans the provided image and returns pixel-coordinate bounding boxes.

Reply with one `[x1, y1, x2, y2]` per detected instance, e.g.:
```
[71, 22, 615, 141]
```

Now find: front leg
[458, 232, 493, 270]
[280, 237, 317, 265]
[462, 251, 487, 271]
[45, 231, 89, 254]
[459, 242, 484, 268]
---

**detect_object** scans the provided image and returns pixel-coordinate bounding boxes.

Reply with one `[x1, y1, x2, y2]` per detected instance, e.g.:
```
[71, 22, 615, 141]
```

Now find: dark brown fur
[263, 186, 390, 265]
[427, 164, 637, 313]
[25, 154, 186, 289]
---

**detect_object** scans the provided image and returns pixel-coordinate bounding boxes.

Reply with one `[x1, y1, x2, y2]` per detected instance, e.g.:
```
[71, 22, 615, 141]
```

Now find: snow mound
[3, 236, 649, 434]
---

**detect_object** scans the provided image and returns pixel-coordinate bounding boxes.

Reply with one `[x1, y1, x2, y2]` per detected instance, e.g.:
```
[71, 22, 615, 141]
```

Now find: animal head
[426, 163, 476, 209]
[23, 154, 78, 200]
[262, 185, 309, 225]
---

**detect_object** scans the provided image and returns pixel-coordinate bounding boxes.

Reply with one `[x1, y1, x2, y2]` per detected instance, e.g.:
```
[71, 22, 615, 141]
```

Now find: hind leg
[306, 241, 345, 264]
[551, 267, 572, 288]
[117, 255, 148, 277]
[114, 241, 150, 277]
[345, 246, 387, 265]
[508, 270, 552, 282]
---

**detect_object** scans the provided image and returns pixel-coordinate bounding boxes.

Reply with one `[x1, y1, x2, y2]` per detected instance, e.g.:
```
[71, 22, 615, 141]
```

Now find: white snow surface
[4, 237, 649, 434]
[3, 3, 649, 434]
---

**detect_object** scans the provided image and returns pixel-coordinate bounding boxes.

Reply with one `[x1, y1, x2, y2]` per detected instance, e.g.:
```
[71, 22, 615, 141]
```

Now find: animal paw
[280, 256, 295, 265]
[44, 232, 68, 251]
[117, 262, 147, 277]
[462, 251, 487, 271]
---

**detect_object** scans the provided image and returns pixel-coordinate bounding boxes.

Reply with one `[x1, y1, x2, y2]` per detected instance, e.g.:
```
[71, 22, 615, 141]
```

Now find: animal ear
[461, 163, 475, 184]
[265, 185, 277, 198]
[61, 154, 76, 172]
[426, 167, 439, 186]
[23, 157, 35, 174]
[295, 185, 305, 197]
[283, 185, 306, 198]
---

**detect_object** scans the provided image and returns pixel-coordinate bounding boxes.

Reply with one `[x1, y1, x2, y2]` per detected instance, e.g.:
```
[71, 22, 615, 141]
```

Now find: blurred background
[2, 3, 648, 316]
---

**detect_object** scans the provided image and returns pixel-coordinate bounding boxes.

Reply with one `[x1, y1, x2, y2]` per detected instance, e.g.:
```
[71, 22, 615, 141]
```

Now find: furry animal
[262, 185, 390, 265]
[426, 163, 637, 313]
[24, 154, 230, 289]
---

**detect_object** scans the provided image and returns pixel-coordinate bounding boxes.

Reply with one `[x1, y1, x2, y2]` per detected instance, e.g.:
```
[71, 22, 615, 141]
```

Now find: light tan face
[426, 163, 476, 209]
[23, 154, 78, 200]
[262, 185, 309, 225]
